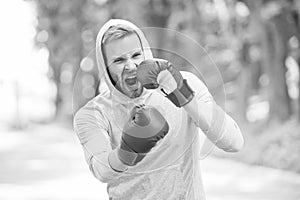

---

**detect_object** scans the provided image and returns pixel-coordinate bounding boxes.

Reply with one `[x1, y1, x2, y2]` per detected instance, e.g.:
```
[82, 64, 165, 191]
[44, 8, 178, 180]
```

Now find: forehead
[104, 34, 142, 61]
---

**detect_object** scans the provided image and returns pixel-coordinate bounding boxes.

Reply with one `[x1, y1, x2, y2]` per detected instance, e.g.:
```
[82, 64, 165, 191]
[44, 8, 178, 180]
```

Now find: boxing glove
[137, 59, 194, 107]
[118, 105, 169, 166]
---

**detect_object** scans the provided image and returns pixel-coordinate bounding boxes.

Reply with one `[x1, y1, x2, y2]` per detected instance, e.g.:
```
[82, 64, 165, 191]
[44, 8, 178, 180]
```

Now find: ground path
[0, 123, 299, 200]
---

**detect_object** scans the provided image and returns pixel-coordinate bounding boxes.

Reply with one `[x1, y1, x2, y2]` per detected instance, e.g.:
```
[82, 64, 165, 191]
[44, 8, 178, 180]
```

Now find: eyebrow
[112, 55, 126, 61]
[110, 49, 142, 64]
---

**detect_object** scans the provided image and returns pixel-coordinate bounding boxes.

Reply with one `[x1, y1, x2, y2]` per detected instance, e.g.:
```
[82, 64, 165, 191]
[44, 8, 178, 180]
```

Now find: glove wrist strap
[108, 149, 129, 173]
[119, 138, 146, 166]
[166, 79, 194, 107]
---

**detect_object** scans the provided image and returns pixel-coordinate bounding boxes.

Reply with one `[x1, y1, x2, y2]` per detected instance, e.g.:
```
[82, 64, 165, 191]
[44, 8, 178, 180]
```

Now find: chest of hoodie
[95, 90, 196, 168]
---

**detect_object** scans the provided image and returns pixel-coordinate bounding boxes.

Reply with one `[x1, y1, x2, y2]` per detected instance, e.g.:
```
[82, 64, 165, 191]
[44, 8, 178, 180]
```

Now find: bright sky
[0, 0, 55, 125]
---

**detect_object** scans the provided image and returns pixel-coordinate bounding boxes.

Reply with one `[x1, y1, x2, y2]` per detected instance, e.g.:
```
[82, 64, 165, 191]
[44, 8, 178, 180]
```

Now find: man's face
[104, 34, 145, 98]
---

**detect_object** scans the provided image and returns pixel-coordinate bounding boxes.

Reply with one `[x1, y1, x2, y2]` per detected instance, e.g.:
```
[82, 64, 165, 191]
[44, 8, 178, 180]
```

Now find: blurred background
[1, 0, 300, 199]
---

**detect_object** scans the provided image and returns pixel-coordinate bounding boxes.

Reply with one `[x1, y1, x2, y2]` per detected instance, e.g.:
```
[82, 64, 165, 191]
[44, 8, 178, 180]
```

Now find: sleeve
[73, 104, 123, 183]
[181, 72, 244, 152]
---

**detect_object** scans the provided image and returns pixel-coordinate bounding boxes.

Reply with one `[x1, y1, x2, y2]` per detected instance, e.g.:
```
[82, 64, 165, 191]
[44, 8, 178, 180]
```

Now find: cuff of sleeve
[166, 79, 194, 107]
[108, 149, 129, 173]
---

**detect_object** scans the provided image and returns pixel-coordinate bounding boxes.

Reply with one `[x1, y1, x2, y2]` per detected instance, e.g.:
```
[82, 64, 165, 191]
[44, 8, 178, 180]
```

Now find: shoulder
[75, 89, 111, 118]
[73, 96, 110, 131]
[74, 98, 98, 119]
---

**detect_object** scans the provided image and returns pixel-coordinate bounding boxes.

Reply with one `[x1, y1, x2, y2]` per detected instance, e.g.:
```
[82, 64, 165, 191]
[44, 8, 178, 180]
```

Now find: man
[73, 19, 244, 200]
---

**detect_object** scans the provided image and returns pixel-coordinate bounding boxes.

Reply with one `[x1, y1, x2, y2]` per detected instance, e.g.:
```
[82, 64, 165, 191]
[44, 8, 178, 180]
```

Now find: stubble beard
[116, 78, 143, 98]
[127, 82, 143, 98]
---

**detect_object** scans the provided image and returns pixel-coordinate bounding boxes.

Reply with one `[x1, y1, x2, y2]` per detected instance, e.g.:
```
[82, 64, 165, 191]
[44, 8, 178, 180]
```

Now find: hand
[137, 58, 194, 107]
[136, 58, 181, 92]
[117, 105, 169, 166]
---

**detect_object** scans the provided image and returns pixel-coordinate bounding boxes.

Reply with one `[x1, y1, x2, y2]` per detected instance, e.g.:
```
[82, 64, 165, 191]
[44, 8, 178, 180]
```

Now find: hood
[95, 19, 153, 105]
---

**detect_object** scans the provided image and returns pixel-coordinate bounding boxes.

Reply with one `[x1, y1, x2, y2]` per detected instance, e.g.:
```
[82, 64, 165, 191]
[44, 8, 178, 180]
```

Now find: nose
[124, 59, 138, 71]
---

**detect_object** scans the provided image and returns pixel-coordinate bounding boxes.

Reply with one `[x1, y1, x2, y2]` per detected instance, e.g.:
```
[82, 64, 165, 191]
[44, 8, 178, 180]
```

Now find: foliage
[32, 0, 300, 122]
[213, 120, 300, 173]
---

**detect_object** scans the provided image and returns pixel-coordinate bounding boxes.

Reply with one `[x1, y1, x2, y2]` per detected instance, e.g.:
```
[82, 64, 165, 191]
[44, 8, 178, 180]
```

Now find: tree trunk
[237, 40, 252, 122]
[264, 19, 291, 121]
[291, 1, 300, 121]
[144, 0, 171, 57]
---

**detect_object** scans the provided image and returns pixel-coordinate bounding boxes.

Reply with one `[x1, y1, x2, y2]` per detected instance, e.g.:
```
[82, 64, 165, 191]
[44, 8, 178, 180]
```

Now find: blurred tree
[34, 0, 85, 119]
[142, 0, 172, 59]
[289, 0, 300, 121]
[268, 6, 294, 120]
[238, 0, 299, 122]
[33, 0, 108, 120]
[31, 0, 300, 124]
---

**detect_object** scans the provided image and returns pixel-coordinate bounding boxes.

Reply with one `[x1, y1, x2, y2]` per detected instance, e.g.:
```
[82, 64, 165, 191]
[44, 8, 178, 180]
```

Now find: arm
[73, 105, 127, 183]
[136, 59, 244, 152]
[182, 72, 244, 152]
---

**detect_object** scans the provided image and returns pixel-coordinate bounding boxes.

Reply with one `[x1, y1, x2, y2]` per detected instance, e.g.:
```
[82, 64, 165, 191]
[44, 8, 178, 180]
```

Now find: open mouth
[125, 77, 137, 86]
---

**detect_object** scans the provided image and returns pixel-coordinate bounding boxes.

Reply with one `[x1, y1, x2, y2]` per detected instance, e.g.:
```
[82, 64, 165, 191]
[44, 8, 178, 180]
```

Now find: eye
[132, 52, 141, 58]
[113, 58, 124, 63]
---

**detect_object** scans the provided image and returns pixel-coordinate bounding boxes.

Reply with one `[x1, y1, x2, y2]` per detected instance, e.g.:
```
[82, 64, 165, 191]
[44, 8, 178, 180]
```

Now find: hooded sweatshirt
[74, 19, 243, 200]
